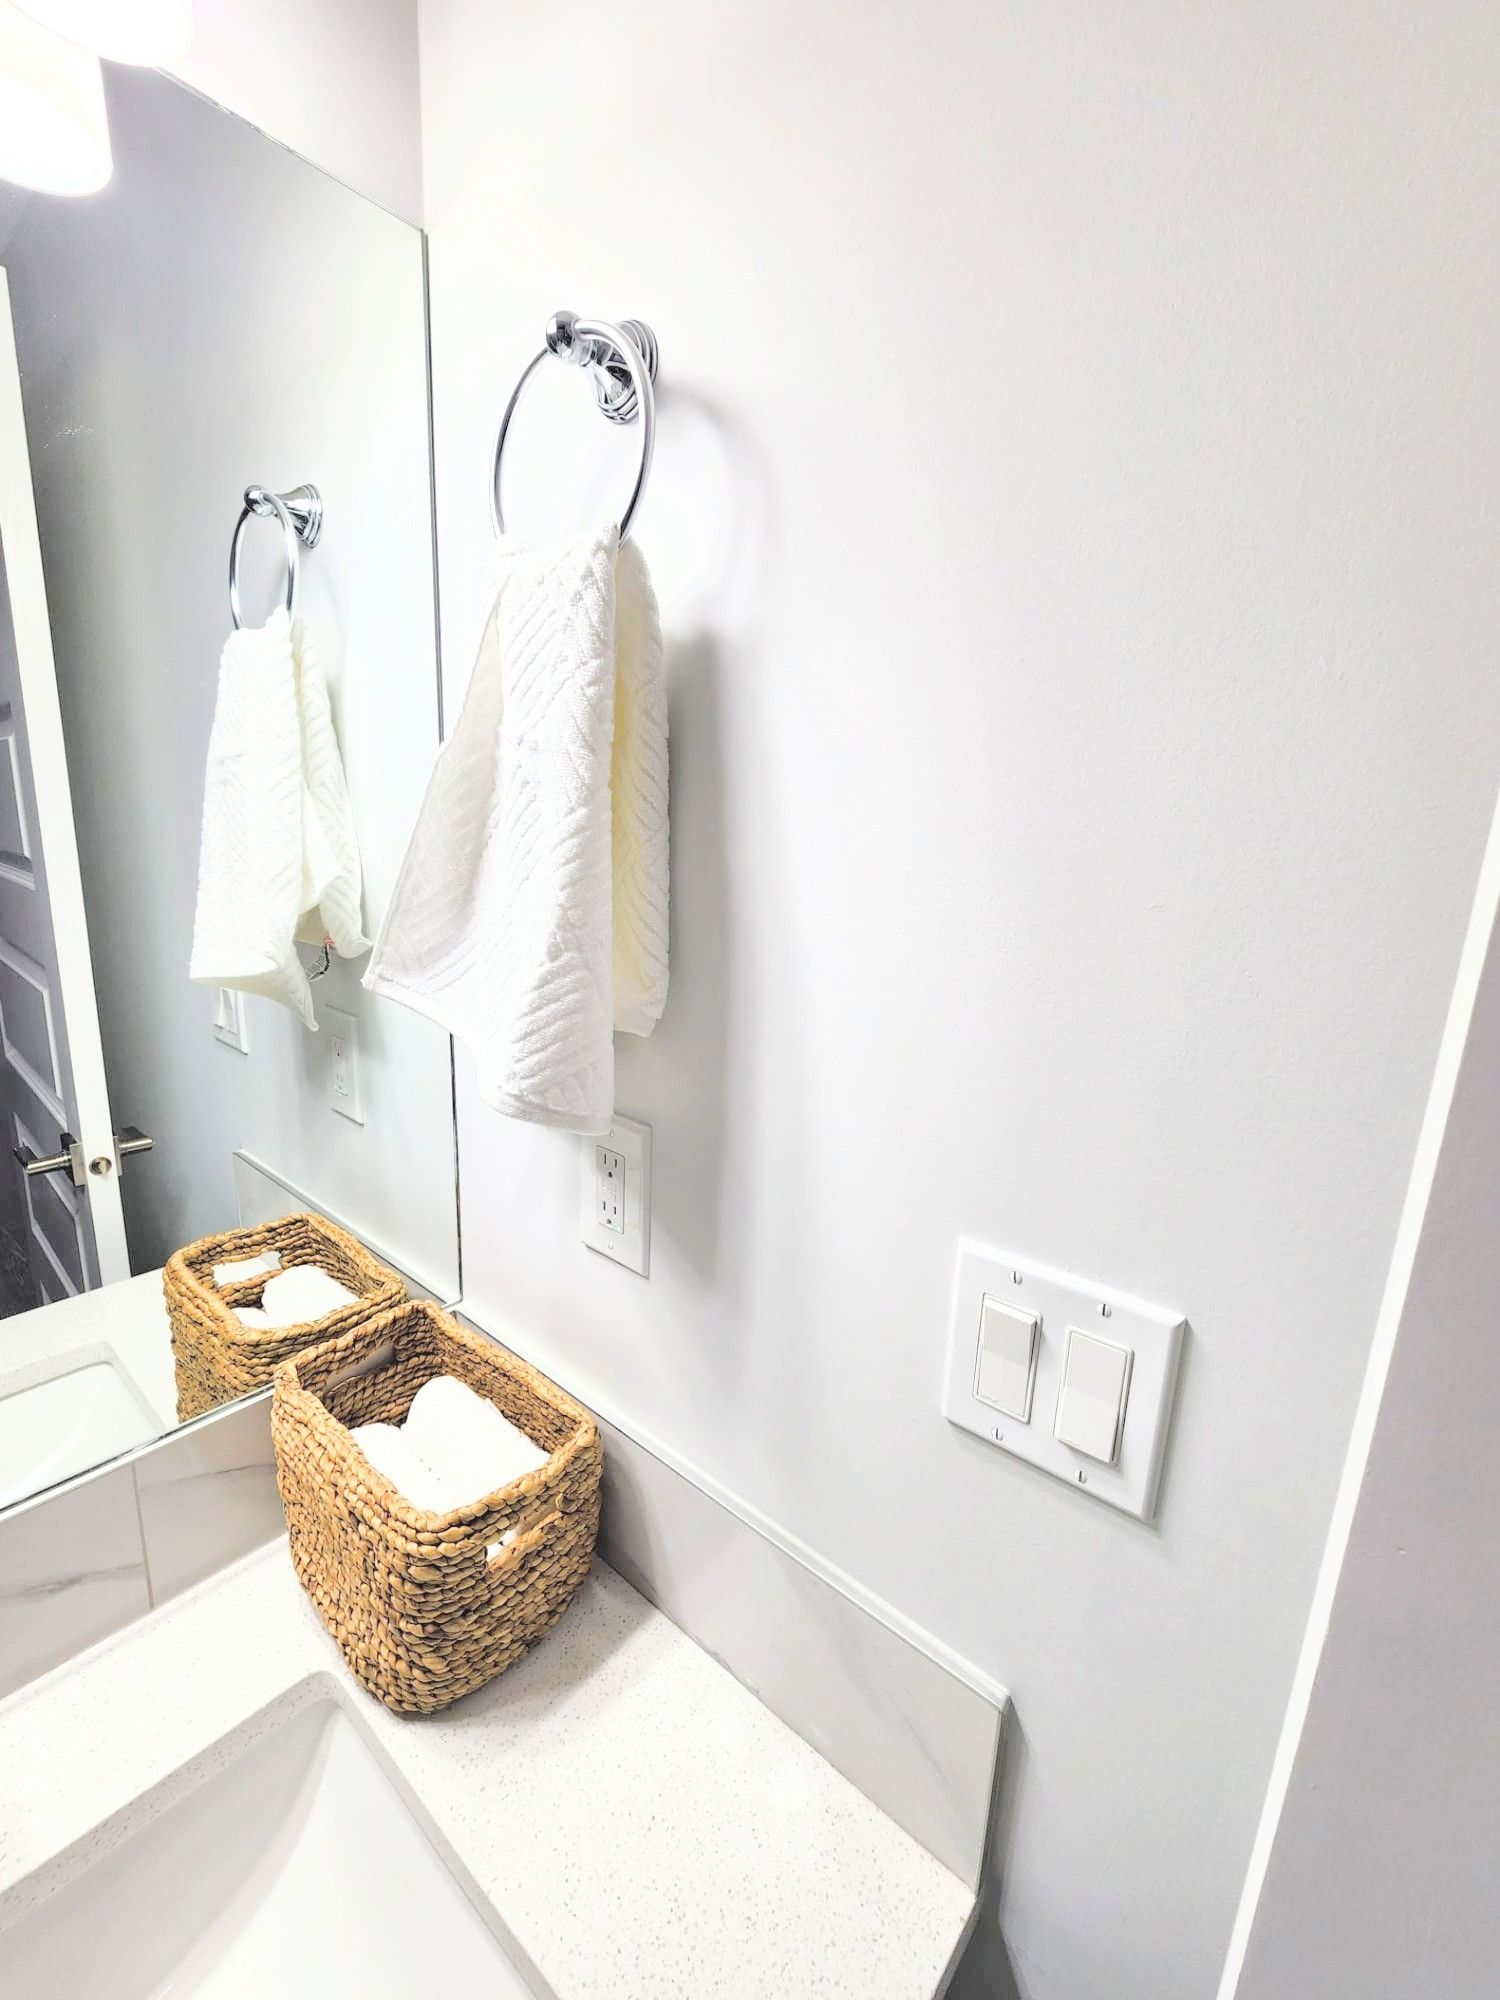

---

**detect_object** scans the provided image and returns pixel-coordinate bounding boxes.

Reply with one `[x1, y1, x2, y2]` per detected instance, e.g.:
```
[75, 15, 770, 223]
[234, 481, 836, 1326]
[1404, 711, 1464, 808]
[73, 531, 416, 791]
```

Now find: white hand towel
[364, 531, 668, 1134]
[190, 608, 369, 1029]
[212, 1250, 281, 1288]
[349, 1380, 546, 1521]
[254, 1263, 360, 1327]
[348, 1422, 455, 1512]
[404, 1374, 548, 1504]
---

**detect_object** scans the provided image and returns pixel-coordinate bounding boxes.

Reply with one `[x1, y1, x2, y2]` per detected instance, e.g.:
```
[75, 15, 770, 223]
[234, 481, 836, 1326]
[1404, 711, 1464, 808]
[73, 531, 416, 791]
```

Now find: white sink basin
[0, 1698, 539, 1997]
[0, 1357, 160, 1507]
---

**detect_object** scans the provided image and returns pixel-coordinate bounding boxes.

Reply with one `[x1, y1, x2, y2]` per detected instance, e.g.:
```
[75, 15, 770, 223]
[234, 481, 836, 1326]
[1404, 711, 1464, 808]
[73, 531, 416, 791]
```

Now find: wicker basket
[164, 1213, 406, 1422]
[271, 1300, 602, 1714]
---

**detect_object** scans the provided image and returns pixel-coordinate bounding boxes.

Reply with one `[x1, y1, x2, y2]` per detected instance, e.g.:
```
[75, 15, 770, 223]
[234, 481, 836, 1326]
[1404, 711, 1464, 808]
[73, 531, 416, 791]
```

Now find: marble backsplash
[0, 1394, 282, 1698]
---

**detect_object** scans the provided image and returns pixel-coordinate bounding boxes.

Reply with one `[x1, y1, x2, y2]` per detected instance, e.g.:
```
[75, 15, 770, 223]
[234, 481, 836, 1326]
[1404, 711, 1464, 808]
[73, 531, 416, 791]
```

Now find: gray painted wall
[416, 3, 1500, 1994]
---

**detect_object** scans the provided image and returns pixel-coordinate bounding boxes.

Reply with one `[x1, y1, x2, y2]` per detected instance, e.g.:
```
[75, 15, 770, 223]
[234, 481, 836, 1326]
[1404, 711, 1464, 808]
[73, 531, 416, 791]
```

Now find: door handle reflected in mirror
[12, 1126, 154, 1186]
[13, 1131, 85, 1188]
[89, 1128, 155, 1178]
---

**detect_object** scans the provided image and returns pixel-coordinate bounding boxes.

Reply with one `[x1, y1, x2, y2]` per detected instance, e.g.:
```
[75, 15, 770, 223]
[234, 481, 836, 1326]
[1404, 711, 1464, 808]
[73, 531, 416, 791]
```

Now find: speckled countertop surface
[0, 1540, 972, 1998]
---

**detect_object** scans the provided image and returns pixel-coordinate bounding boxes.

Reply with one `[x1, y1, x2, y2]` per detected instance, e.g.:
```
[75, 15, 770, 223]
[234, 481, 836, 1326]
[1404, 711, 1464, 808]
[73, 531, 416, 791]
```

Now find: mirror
[0, 67, 456, 1512]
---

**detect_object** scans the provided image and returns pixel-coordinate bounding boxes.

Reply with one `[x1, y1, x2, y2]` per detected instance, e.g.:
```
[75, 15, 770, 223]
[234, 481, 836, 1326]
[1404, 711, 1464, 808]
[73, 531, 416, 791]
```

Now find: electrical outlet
[596, 1146, 626, 1233]
[579, 1115, 651, 1274]
[212, 987, 249, 1054]
[323, 1006, 363, 1124]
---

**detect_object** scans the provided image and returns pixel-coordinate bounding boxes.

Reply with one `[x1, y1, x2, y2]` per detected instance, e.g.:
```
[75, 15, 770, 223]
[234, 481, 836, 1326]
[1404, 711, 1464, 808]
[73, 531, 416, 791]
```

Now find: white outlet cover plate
[323, 1006, 363, 1125]
[212, 987, 249, 1054]
[579, 1114, 651, 1275]
[943, 1240, 1185, 1522]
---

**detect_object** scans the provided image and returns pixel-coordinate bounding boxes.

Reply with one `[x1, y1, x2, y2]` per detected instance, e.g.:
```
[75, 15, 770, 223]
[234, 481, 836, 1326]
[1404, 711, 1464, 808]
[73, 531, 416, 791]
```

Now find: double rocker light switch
[974, 1296, 1039, 1421]
[943, 1243, 1186, 1522]
[1053, 1328, 1133, 1465]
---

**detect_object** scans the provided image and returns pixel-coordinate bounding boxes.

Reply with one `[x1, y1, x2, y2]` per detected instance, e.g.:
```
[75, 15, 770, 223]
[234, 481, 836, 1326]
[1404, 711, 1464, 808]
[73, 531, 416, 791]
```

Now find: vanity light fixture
[0, 1, 111, 195]
[12, 0, 192, 65]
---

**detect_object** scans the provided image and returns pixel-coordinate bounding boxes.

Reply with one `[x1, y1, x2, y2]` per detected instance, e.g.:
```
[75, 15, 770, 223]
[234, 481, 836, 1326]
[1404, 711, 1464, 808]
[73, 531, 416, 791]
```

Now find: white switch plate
[579, 1114, 650, 1274]
[212, 987, 249, 1054]
[323, 1006, 363, 1124]
[943, 1241, 1185, 1521]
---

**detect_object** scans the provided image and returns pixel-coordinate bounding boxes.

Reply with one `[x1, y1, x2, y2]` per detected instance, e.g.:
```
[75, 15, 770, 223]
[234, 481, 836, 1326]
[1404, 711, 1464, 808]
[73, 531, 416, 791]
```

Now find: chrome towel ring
[228, 483, 323, 631]
[490, 311, 658, 543]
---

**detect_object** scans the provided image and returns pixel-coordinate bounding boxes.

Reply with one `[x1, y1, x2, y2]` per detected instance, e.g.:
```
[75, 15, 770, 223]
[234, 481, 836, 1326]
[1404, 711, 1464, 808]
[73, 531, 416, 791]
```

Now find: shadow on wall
[612, 380, 812, 1423]
[646, 626, 734, 1292]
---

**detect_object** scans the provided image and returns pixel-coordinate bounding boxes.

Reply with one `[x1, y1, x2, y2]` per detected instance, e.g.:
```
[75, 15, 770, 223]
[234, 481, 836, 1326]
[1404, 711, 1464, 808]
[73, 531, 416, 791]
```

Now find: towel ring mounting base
[490, 312, 658, 543]
[228, 482, 323, 631]
[549, 311, 658, 425]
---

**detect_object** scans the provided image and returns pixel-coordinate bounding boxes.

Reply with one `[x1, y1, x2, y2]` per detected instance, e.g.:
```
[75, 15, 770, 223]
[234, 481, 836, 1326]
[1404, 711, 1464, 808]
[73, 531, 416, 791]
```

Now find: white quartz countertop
[0, 1537, 973, 1998]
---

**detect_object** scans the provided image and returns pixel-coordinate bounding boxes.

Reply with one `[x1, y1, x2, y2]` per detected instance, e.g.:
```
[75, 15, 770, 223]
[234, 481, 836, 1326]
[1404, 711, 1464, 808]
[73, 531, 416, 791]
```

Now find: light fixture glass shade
[11, 0, 192, 65]
[0, 2, 111, 195]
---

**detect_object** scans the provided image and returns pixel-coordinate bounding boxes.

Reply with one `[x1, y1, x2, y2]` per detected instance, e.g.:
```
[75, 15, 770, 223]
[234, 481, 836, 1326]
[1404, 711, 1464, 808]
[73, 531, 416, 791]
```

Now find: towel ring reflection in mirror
[490, 311, 658, 543]
[228, 482, 323, 631]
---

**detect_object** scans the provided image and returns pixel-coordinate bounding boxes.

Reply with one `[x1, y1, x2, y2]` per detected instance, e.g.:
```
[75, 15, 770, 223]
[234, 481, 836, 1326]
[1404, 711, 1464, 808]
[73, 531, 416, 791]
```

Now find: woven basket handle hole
[318, 1343, 399, 1396]
[487, 1510, 562, 1574]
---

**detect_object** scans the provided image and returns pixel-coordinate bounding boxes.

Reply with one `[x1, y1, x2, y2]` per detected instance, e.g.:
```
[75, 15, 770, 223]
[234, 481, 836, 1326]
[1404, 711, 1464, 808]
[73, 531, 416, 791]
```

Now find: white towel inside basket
[349, 1374, 548, 1553]
[237, 1264, 359, 1328]
[346, 1422, 454, 1513]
